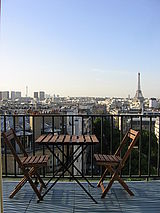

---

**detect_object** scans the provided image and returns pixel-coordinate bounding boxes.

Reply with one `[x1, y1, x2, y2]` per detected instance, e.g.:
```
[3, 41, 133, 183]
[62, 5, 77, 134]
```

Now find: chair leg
[97, 167, 108, 187]
[108, 166, 134, 196]
[26, 174, 42, 200]
[9, 177, 28, 198]
[28, 167, 46, 188]
[116, 175, 134, 196]
[9, 168, 35, 198]
[34, 169, 46, 188]
[10, 168, 44, 200]
[101, 170, 116, 198]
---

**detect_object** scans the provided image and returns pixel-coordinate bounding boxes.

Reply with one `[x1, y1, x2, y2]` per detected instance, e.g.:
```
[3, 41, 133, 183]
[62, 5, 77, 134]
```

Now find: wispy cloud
[91, 68, 133, 74]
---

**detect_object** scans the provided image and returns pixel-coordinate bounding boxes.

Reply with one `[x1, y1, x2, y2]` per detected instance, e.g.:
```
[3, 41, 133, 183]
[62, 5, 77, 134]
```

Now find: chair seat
[94, 154, 122, 165]
[21, 155, 49, 167]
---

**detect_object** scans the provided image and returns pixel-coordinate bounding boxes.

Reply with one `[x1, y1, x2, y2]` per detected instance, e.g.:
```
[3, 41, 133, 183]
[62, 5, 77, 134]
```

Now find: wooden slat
[128, 129, 139, 140]
[107, 155, 114, 162]
[37, 155, 48, 164]
[78, 135, 84, 143]
[84, 135, 92, 143]
[7, 133, 15, 141]
[38, 155, 48, 164]
[22, 156, 32, 164]
[33, 156, 41, 164]
[94, 154, 121, 163]
[91, 135, 99, 143]
[129, 129, 137, 135]
[95, 154, 105, 162]
[35, 134, 99, 145]
[102, 155, 110, 162]
[109, 155, 116, 162]
[43, 134, 53, 143]
[95, 154, 100, 161]
[56, 135, 65, 143]
[94, 154, 99, 161]
[35, 134, 47, 143]
[49, 135, 58, 143]
[22, 155, 49, 166]
[21, 157, 28, 163]
[99, 154, 105, 161]
[44, 155, 49, 163]
[71, 135, 77, 143]
[64, 135, 71, 143]
[110, 155, 118, 162]
[38, 156, 46, 164]
[28, 156, 37, 164]
[128, 133, 136, 140]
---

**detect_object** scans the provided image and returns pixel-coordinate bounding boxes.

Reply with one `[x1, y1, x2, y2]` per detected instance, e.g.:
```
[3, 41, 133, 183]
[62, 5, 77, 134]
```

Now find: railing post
[139, 115, 142, 177]
[100, 116, 103, 175]
[101, 116, 103, 154]
[158, 116, 160, 176]
[110, 115, 113, 155]
[91, 116, 94, 178]
[0, 115, 4, 213]
[148, 116, 152, 177]
[82, 115, 84, 177]
[32, 115, 35, 156]
[129, 115, 133, 177]
[72, 115, 74, 177]
[52, 115, 55, 177]
[3, 116, 7, 176]
[13, 115, 17, 177]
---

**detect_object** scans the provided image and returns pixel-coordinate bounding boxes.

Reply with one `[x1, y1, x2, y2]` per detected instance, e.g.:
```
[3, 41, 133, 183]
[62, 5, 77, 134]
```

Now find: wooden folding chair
[94, 128, 140, 198]
[2, 128, 49, 200]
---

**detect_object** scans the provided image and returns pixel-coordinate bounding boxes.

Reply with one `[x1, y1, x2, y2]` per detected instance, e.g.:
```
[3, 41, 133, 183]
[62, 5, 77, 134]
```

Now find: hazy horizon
[0, 0, 160, 98]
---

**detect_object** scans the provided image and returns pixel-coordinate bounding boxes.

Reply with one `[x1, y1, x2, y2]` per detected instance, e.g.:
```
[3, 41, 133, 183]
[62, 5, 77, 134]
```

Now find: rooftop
[3, 180, 160, 213]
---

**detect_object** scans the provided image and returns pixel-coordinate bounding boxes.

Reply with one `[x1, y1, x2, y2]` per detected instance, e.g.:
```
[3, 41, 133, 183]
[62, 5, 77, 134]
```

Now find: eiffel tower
[134, 73, 144, 102]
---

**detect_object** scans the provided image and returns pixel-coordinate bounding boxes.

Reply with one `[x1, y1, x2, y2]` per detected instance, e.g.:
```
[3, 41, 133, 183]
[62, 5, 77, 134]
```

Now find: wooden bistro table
[35, 134, 99, 203]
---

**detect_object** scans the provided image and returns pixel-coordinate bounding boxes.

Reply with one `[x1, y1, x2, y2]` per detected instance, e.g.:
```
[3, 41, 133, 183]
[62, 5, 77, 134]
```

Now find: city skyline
[0, 0, 160, 98]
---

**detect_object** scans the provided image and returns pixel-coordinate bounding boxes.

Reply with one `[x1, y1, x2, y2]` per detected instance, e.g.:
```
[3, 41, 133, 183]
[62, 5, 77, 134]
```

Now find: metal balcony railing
[1, 114, 160, 179]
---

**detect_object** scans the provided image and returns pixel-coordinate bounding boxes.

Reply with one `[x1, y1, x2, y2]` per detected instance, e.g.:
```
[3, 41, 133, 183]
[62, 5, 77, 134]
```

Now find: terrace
[3, 180, 160, 212]
[1, 113, 160, 212]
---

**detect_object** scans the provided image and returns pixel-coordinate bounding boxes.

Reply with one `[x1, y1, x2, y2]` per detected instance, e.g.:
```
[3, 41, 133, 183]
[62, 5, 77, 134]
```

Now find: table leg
[56, 144, 95, 188]
[39, 145, 97, 203]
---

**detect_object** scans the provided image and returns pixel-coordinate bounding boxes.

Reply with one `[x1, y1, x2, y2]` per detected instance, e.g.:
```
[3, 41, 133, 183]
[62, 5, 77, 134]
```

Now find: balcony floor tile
[2, 180, 160, 212]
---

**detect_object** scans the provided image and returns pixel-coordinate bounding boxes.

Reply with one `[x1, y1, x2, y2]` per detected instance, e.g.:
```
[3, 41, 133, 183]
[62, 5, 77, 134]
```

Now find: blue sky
[0, 0, 160, 98]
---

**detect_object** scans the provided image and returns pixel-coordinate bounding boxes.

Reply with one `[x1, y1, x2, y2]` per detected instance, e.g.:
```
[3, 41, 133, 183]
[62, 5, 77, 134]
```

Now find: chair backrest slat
[6, 133, 15, 142]
[128, 133, 136, 140]
[129, 129, 138, 135]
